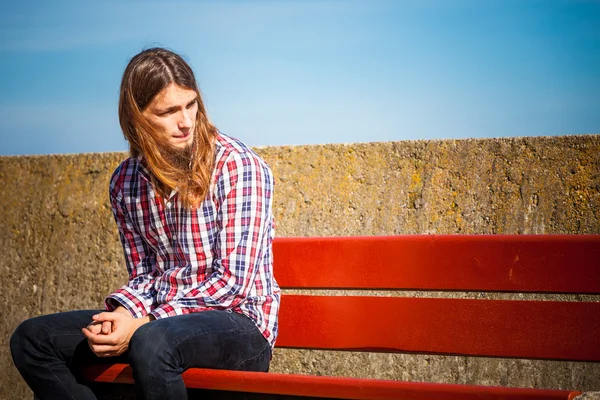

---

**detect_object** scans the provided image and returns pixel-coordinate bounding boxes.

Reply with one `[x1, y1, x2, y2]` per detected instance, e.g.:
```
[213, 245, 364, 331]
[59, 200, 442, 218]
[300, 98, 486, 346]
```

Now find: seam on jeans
[170, 311, 255, 350]
[35, 330, 86, 349]
[170, 327, 240, 350]
[42, 363, 77, 400]
[233, 340, 270, 371]
[154, 311, 248, 352]
[157, 326, 242, 372]
[32, 310, 103, 348]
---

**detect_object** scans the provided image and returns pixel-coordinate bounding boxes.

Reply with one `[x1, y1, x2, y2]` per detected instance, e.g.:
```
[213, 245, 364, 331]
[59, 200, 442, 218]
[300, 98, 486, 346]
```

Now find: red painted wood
[84, 364, 576, 400]
[277, 295, 600, 361]
[273, 235, 600, 293]
[82, 235, 600, 397]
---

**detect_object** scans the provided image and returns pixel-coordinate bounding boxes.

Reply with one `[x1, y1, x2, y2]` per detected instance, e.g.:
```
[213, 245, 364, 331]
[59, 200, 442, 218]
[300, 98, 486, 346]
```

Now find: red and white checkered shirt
[105, 133, 280, 347]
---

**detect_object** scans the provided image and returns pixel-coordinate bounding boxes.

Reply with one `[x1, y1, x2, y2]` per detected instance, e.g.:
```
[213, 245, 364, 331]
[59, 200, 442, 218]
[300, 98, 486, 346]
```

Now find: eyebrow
[156, 98, 197, 114]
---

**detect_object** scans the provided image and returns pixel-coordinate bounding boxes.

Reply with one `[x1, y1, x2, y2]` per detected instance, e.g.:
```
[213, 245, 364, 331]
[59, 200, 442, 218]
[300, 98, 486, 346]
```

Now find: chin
[171, 137, 194, 150]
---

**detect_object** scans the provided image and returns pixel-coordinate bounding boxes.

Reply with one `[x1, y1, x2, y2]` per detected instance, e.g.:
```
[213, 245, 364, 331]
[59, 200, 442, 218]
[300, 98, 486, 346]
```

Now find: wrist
[114, 306, 132, 317]
[136, 314, 154, 327]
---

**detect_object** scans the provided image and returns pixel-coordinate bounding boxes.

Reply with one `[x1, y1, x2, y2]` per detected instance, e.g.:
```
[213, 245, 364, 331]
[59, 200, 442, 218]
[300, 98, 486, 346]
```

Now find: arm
[150, 152, 274, 319]
[85, 173, 160, 356]
[104, 177, 158, 318]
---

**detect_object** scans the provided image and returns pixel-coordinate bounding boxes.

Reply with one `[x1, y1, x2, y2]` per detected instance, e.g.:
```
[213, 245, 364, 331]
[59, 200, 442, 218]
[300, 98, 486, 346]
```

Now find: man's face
[142, 83, 198, 149]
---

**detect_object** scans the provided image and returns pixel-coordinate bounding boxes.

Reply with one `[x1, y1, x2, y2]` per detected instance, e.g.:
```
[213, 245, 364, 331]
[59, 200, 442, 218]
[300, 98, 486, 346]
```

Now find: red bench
[84, 235, 600, 399]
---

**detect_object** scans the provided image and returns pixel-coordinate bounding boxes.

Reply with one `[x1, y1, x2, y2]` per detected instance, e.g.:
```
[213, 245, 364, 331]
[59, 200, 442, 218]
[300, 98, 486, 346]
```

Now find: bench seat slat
[277, 295, 600, 361]
[83, 364, 577, 400]
[82, 235, 599, 397]
[274, 235, 600, 293]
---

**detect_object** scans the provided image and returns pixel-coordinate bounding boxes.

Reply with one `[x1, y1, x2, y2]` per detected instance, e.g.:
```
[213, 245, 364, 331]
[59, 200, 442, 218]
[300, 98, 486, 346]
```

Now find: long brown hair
[118, 47, 217, 207]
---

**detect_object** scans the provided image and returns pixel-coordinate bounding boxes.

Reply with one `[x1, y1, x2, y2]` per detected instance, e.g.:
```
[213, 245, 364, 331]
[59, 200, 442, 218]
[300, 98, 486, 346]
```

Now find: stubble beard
[161, 137, 195, 171]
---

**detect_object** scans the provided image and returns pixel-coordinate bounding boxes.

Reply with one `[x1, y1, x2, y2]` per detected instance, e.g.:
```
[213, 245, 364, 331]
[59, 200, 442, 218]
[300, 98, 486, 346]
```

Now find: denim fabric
[10, 310, 271, 400]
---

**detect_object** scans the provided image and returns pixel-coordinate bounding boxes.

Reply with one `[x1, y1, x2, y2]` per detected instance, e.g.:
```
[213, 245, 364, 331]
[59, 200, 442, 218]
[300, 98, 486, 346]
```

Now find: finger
[83, 328, 118, 345]
[98, 348, 125, 357]
[92, 312, 120, 323]
[92, 343, 127, 356]
[90, 344, 119, 355]
[102, 321, 112, 335]
[86, 335, 113, 357]
[90, 344, 117, 356]
[82, 327, 95, 340]
[86, 322, 102, 335]
[83, 327, 104, 342]
[86, 331, 120, 345]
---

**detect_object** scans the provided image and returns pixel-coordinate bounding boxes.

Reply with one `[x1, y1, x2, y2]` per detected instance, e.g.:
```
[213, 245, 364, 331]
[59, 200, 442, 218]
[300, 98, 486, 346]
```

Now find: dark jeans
[10, 309, 271, 400]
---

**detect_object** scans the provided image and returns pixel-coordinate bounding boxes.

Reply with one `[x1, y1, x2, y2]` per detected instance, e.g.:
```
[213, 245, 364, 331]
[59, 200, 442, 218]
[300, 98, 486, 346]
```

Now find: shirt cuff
[150, 302, 210, 320]
[105, 286, 154, 318]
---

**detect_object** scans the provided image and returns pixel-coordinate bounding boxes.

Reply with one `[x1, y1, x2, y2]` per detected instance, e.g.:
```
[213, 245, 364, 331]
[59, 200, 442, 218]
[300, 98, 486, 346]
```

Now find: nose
[178, 110, 194, 129]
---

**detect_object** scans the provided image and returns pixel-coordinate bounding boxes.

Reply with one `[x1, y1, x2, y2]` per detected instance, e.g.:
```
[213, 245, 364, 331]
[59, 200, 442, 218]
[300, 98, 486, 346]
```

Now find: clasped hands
[82, 306, 153, 357]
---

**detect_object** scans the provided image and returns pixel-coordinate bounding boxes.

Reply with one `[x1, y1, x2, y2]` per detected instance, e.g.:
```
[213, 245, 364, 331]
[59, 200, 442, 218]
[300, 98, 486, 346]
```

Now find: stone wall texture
[1, 134, 599, 399]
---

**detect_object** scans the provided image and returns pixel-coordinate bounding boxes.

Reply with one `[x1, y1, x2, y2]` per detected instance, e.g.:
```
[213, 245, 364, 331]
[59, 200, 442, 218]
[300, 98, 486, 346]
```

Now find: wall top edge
[1, 134, 598, 159]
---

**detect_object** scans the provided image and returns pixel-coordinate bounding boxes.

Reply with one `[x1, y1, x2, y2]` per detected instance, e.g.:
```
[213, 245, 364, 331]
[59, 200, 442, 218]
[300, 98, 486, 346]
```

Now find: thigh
[13, 310, 99, 355]
[129, 310, 271, 372]
[16, 309, 100, 332]
[12, 309, 125, 368]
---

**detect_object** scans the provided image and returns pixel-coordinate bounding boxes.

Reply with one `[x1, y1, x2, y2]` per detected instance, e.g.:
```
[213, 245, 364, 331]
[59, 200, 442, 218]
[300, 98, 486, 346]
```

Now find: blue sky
[0, 0, 599, 155]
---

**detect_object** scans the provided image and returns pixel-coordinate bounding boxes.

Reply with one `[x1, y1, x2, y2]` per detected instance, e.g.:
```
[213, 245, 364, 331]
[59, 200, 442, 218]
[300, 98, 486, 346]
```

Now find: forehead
[150, 83, 197, 108]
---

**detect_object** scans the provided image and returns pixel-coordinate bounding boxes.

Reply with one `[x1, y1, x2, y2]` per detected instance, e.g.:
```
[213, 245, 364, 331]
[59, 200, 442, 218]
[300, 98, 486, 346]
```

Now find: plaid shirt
[105, 133, 280, 346]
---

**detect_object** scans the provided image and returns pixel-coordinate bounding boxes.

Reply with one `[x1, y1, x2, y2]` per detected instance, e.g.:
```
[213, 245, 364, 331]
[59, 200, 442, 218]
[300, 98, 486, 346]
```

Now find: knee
[11, 319, 37, 351]
[129, 323, 173, 371]
[10, 318, 43, 366]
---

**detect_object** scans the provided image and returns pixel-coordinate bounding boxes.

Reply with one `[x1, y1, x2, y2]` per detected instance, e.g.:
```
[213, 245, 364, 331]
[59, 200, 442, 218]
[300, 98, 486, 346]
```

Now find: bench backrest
[273, 235, 600, 362]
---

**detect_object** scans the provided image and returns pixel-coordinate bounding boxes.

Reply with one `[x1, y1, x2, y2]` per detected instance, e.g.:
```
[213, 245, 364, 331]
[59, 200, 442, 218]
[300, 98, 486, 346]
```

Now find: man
[10, 47, 280, 400]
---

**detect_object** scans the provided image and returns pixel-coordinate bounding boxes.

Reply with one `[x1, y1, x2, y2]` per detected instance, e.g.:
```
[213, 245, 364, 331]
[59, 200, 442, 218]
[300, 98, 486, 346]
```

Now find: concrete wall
[1, 135, 599, 399]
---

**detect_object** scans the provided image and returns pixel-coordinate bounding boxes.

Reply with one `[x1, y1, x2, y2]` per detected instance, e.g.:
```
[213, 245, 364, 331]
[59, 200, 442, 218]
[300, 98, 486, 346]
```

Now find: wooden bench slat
[277, 295, 600, 361]
[83, 235, 599, 397]
[84, 364, 577, 400]
[274, 235, 600, 293]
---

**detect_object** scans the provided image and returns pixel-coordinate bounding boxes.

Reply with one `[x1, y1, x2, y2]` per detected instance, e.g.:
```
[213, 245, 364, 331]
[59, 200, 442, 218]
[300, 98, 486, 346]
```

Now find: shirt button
[166, 202, 171, 208]
[172, 234, 177, 241]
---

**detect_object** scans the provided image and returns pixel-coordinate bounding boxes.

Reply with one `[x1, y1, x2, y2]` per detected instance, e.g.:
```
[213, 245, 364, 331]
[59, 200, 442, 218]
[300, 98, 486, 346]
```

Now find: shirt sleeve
[150, 152, 274, 319]
[105, 185, 158, 318]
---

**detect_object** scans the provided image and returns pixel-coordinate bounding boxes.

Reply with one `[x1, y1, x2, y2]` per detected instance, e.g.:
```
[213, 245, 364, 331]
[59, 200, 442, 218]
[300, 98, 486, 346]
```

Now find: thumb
[92, 312, 121, 323]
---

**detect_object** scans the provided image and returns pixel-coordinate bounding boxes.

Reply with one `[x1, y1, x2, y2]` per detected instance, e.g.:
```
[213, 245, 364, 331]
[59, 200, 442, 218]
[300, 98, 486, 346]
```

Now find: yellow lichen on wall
[1, 135, 599, 399]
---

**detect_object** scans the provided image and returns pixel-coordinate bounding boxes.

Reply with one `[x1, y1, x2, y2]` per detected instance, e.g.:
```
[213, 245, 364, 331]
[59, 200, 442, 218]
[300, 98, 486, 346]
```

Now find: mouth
[172, 131, 192, 140]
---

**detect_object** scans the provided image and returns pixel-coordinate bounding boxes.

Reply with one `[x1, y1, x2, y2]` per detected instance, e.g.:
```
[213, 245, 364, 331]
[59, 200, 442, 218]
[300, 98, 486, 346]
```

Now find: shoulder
[212, 133, 274, 195]
[214, 133, 272, 175]
[109, 157, 143, 199]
